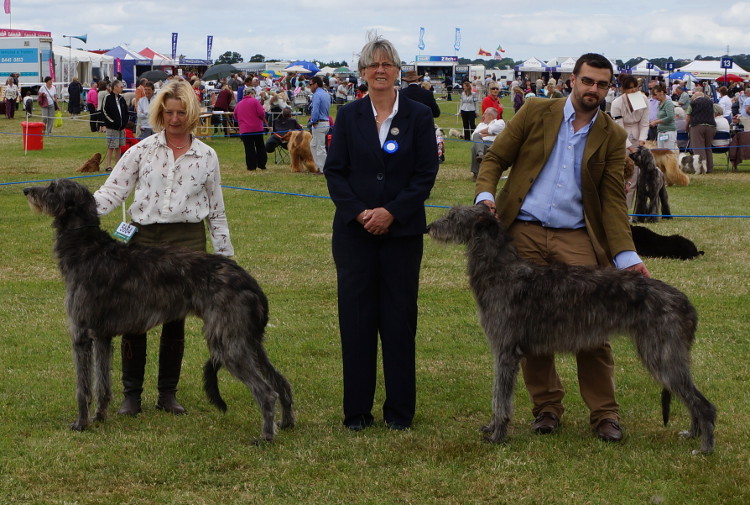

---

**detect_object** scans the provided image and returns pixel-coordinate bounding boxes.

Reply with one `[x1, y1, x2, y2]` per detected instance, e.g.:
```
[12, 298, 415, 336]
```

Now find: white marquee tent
[676, 60, 750, 80]
[53, 45, 114, 85]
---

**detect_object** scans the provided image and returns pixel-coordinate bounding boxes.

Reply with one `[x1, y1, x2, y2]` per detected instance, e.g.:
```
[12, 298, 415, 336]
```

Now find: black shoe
[156, 393, 187, 415]
[344, 415, 373, 432]
[385, 421, 411, 431]
[117, 396, 142, 416]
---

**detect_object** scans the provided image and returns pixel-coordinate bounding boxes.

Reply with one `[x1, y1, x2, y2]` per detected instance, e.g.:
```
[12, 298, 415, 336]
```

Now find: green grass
[1, 97, 749, 505]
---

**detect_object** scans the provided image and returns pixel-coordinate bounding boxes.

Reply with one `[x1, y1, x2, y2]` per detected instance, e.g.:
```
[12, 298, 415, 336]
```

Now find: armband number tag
[113, 222, 138, 242]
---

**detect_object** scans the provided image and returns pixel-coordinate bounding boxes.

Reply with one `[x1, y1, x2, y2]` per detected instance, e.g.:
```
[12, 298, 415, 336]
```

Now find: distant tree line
[214, 52, 348, 68]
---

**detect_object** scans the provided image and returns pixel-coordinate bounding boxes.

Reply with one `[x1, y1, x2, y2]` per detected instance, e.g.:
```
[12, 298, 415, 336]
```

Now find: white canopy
[53, 45, 114, 85]
[627, 59, 663, 76]
[676, 60, 750, 80]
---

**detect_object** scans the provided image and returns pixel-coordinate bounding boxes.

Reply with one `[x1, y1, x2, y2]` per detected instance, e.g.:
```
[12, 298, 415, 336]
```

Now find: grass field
[1, 97, 749, 505]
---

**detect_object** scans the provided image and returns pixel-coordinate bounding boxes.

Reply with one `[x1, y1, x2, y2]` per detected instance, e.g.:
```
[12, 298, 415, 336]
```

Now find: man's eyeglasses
[578, 76, 610, 90]
[366, 62, 395, 71]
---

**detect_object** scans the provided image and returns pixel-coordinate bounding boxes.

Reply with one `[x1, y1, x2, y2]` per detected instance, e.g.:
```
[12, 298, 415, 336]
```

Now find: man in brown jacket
[474, 53, 650, 443]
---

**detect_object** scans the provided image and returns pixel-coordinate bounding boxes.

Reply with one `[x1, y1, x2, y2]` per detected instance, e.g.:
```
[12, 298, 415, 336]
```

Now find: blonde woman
[93, 80, 234, 417]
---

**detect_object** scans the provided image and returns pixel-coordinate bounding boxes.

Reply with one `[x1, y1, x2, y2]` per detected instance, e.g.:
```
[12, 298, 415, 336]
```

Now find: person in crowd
[444, 74, 453, 101]
[469, 106, 505, 180]
[97, 80, 110, 132]
[233, 87, 267, 171]
[39, 76, 58, 135]
[686, 91, 717, 173]
[120, 120, 139, 155]
[481, 81, 503, 118]
[740, 90, 750, 131]
[512, 85, 524, 113]
[4, 76, 19, 119]
[93, 79, 233, 418]
[324, 35, 439, 432]
[475, 53, 649, 444]
[66, 77, 84, 119]
[265, 106, 303, 153]
[674, 86, 690, 109]
[212, 84, 235, 137]
[650, 83, 676, 151]
[309, 75, 331, 173]
[400, 69, 440, 118]
[86, 83, 100, 132]
[101, 79, 129, 171]
[717, 86, 733, 124]
[610, 74, 650, 210]
[459, 80, 478, 140]
[712, 103, 731, 148]
[137, 81, 156, 139]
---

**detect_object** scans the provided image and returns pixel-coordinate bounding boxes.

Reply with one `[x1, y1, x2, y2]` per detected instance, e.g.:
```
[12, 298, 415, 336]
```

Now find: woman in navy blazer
[324, 35, 439, 431]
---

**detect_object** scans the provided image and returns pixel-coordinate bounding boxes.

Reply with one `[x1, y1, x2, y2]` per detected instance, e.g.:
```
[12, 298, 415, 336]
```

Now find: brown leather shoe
[532, 412, 560, 434]
[595, 419, 623, 442]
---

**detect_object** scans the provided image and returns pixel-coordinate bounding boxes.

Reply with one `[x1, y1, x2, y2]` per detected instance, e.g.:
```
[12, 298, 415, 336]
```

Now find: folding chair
[711, 130, 731, 171]
[270, 131, 291, 164]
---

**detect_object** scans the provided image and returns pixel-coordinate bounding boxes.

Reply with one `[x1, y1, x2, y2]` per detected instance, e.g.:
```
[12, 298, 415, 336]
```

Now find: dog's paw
[70, 419, 90, 431]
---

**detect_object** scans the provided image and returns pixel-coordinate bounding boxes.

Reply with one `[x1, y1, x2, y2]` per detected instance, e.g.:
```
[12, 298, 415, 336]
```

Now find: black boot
[156, 320, 187, 415]
[117, 334, 147, 416]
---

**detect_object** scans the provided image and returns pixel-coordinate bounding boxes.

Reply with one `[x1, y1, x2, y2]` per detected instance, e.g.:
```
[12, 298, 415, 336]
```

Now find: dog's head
[427, 205, 499, 244]
[91, 153, 102, 163]
[23, 178, 100, 229]
[628, 145, 655, 169]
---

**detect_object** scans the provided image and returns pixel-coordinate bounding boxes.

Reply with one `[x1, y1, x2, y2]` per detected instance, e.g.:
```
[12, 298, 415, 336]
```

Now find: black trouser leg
[156, 319, 186, 414]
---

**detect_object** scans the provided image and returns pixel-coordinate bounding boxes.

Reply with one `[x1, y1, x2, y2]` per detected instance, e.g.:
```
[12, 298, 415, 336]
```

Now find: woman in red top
[481, 81, 503, 119]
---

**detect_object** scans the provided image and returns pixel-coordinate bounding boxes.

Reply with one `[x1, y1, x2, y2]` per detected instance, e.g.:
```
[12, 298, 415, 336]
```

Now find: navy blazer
[400, 84, 441, 118]
[325, 93, 439, 238]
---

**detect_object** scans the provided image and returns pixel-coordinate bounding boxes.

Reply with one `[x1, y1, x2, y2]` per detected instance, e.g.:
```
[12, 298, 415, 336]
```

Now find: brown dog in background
[288, 130, 318, 173]
[76, 153, 102, 173]
[644, 142, 689, 186]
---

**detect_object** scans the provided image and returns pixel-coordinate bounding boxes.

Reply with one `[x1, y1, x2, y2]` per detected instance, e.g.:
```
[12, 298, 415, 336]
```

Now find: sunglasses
[489, 87, 499, 90]
[578, 76, 610, 90]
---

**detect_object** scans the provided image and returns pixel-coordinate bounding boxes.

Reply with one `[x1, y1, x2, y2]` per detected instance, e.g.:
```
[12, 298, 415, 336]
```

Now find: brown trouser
[508, 220, 619, 427]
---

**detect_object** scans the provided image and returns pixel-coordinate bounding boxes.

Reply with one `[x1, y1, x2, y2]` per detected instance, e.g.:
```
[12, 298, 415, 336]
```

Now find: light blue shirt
[476, 96, 641, 269]
[310, 87, 331, 123]
[741, 95, 750, 118]
[516, 97, 588, 229]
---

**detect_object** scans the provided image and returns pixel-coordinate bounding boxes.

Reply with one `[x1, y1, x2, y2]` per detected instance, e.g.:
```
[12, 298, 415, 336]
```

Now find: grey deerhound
[24, 178, 295, 443]
[427, 205, 715, 454]
[630, 147, 672, 223]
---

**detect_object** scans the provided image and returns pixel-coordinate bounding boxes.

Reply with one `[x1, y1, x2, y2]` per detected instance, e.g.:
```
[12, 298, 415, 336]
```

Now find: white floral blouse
[93, 131, 234, 256]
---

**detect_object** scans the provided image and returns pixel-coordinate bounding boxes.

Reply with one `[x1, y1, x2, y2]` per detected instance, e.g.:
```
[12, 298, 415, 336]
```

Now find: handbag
[37, 90, 49, 108]
[54, 110, 63, 128]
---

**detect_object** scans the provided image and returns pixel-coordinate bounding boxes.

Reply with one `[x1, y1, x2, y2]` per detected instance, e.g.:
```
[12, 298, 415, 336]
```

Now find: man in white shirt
[136, 82, 155, 139]
[470, 107, 505, 179]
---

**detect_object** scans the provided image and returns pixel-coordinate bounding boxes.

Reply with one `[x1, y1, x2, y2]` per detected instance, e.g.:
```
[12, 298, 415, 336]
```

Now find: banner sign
[171, 32, 178, 60]
[206, 35, 213, 62]
[416, 55, 458, 62]
[418, 27, 425, 51]
[454, 28, 461, 52]
[0, 29, 52, 37]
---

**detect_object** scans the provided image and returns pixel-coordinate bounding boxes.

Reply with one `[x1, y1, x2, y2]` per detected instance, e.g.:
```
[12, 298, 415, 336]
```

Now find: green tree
[249, 54, 265, 62]
[215, 51, 243, 64]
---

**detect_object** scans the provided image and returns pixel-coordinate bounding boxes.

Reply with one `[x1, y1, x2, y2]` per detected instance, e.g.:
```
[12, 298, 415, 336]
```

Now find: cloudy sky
[4, 0, 749, 65]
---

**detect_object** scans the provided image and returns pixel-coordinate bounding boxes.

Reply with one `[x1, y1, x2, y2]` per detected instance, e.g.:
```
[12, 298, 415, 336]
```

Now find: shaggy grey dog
[24, 178, 295, 443]
[427, 205, 715, 454]
[630, 147, 672, 223]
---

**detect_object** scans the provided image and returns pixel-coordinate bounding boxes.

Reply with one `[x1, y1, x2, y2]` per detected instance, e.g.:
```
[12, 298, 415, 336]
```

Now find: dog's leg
[483, 341, 520, 444]
[93, 335, 113, 423]
[254, 345, 295, 430]
[70, 329, 93, 431]
[636, 330, 716, 454]
[659, 182, 672, 219]
[223, 358, 279, 443]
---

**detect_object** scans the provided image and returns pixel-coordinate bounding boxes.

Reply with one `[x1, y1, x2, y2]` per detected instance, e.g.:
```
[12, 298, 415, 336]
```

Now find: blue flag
[418, 27, 425, 51]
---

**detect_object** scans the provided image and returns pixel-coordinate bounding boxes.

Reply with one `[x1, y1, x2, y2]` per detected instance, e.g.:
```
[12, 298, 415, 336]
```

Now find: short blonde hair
[149, 80, 201, 132]
[357, 33, 401, 74]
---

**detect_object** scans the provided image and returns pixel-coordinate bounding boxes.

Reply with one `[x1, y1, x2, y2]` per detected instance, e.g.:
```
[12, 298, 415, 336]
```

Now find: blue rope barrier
[4, 176, 749, 218]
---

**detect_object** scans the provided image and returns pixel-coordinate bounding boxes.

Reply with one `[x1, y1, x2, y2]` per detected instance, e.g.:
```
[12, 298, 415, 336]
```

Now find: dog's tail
[661, 388, 671, 426]
[203, 359, 228, 412]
